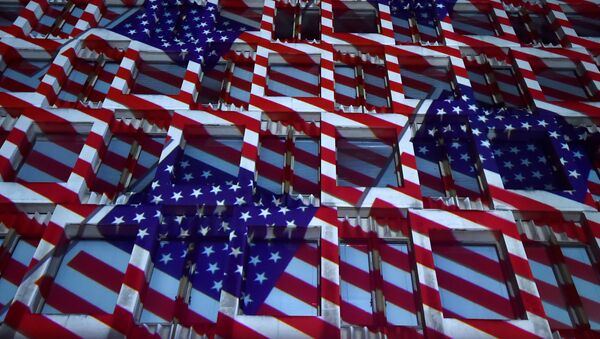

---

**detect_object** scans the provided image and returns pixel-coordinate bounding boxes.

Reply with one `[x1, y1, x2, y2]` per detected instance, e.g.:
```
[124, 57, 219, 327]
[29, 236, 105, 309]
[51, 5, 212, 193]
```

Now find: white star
[249, 255, 261, 266]
[210, 185, 222, 195]
[229, 182, 241, 192]
[481, 140, 490, 148]
[171, 191, 183, 202]
[278, 206, 290, 215]
[230, 246, 242, 258]
[165, 165, 174, 173]
[538, 120, 548, 127]
[436, 108, 447, 116]
[573, 151, 583, 159]
[472, 128, 481, 136]
[418, 146, 428, 154]
[521, 122, 532, 130]
[133, 213, 146, 223]
[180, 160, 190, 168]
[452, 106, 462, 114]
[201, 170, 212, 179]
[234, 196, 246, 206]
[191, 188, 203, 198]
[179, 228, 190, 238]
[569, 170, 580, 178]
[521, 159, 531, 166]
[112, 216, 125, 225]
[151, 194, 163, 204]
[151, 180, 160, 190]
[160, 253, 173, 265]
[269, 251, 282, 263]
[207, 262, 219, 274]
[203, 246, 215, 257]
[285, 219, 296, 227]
[254, 272, 267, 284]
[211, 280, 223, 291]
[240, 211, 251, 222]
[183, 173, 194, 181]
[515, 173, 525, 181]
[242, 293, 253, 306]
[549, 131, 560, 139]
[532, 171, 543, 179]
[235, 265, 243, 275]
[137, 228, 149, 239]
[259, 208, 271, 218]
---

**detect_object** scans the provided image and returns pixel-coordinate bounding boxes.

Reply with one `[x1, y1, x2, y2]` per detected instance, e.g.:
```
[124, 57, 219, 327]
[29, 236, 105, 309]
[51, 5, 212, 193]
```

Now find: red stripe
[67, 250, 125, 293]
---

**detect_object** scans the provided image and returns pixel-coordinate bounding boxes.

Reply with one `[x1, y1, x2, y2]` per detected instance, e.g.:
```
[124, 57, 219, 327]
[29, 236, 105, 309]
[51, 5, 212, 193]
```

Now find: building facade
[0, 0, 599, 338]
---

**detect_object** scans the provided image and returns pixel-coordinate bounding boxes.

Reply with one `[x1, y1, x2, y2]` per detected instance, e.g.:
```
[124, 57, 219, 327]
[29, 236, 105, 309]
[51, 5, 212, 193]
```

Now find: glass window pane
[188, 238, 229, 323]
[300, 9, 320, 40]
[535, 67, 591, 101]
[524, 245, 574, 329]
[334, 7, 378, 33]
[337, 138, 398, 187]
[0, 239, 38, 321]
[131, 62, 186, 95]
[432, 243, 515, 319]
[42, 239, 133, 314]
[452, 11, 497, 36]
[267, 62, 320, 97]
[340, 243, 374, 325]
[292, 138, 320, 195]
[175, 135, 244, 184]
[274, 7, 295, 40]
[363, 64, 389, 108]
[561, 246, 600, 329]
[400, 63, 455, 99]
[380, 243, 418, 326]
[198, 63, 227, 105]
[257, 136, 286, 194]
[16, 134, 86, 183]
[334, 65, 359, 106]
[0, 59, 49, 92]
[242, 239, 319, 316]
[140, 241, 188, 323]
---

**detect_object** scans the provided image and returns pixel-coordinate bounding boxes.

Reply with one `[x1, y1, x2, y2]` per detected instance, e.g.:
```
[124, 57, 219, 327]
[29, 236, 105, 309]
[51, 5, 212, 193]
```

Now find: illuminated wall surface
[0, 0, 600, 338]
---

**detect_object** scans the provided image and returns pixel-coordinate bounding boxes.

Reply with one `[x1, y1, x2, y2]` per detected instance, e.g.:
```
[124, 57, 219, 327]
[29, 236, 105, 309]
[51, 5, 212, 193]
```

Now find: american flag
[96, 133, 320, 324]
[111, 0, 250, 68]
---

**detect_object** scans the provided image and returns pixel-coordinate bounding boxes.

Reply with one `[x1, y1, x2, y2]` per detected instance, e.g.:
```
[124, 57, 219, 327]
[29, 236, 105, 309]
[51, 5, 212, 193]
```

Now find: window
[399, 57, 458, 99]
[430, 231, 520, 320]
[273, 3, 320, 41]
[197, 56, 255, 108]
[0, 236, 39, 321]
[451, 7, 501, 36]
[532, 61, 598, 101]
[413, 132, 484, 200]
[91, 134, 165, 195]
[56, 53, 119, 104]
[15, 127, 89, 183]
[464, 58, 530, 108]
[139, 214, 230, 324]
[518, 219, 600, 331]
[175, 128, 244, 184]
[508, 10, 560, 45]
[240, 227, 320, 316]
[334, 60, 390, 110]
[219, 0, 263, 31]
[41, 236, 134, 314]
[31, 3, 88, 37]
[333, 1, 379, 33]
[131, 59, 187, 95]
[266, 54, 320, 97]
[0, 3, 22, 26]
[492, 132, 570, 191]
[561, 4, 600, 38]
[339, 215, 418, 327]
[391, 5, 442, 44]
[0, 57, 50, 92]
[336, 130, 400, 187]
[256, 129, 320, 196]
